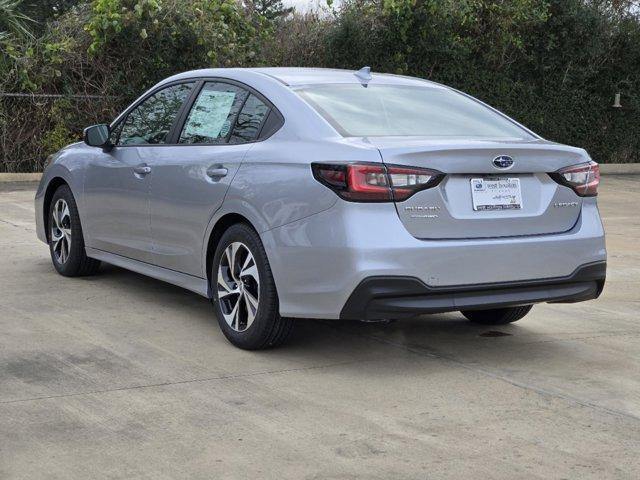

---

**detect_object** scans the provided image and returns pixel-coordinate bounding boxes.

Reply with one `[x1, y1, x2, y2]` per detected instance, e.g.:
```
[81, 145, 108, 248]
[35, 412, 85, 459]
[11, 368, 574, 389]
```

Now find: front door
[83, 147, 154, 262]
[82, 82, 195, 263]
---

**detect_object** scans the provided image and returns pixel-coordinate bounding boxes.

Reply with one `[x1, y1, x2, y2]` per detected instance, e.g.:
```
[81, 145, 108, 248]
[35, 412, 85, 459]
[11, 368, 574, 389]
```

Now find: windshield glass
[296, 84, 532, 139]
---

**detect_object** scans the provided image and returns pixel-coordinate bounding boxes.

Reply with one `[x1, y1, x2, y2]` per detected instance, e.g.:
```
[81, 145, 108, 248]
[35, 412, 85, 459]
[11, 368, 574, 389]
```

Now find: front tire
[48, 185, 101, 277]
[211, 223, 293, 350]
[461, 305, 533, 325]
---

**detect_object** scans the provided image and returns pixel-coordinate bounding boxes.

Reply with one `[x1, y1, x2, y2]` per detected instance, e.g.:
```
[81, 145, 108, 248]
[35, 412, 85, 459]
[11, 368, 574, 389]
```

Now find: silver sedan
[35, 67, 606, 349]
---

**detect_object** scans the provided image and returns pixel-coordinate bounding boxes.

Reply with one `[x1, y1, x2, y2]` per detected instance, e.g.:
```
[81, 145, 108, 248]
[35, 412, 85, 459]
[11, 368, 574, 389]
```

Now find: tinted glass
[109, 121, 124, 145]
[179, 82, 248, 144]
[229, 94, 270, 144]
[296, 84, 532, 139]
[118, 83, 193, 145]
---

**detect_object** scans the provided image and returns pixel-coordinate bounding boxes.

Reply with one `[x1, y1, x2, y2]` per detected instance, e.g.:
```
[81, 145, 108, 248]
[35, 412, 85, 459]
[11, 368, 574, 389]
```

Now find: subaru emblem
[492, 155, 514, 169]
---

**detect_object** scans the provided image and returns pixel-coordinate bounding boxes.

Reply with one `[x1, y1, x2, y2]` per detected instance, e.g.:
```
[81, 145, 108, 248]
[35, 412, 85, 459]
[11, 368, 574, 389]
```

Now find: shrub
[0, 0, 638, 172]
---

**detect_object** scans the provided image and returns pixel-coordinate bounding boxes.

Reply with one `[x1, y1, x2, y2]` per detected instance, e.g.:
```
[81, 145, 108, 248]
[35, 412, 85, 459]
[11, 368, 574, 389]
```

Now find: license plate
[470, 177, 522, 211]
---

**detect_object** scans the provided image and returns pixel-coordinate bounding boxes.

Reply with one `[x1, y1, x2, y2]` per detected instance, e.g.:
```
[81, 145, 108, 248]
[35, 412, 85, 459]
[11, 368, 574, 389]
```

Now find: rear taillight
[550, 161, 600, 197]
[312, 163, 444, 202]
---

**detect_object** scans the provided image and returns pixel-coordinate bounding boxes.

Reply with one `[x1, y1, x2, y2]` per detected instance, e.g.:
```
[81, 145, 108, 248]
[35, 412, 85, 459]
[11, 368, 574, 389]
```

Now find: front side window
[179, 82, 248, 144]
[118, 83, 194, 145]
[296, 84, 533, 139]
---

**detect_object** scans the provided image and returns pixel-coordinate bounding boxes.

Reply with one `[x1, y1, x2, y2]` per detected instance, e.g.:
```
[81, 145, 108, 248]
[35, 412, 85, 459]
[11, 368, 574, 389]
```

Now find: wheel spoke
[222, 296, 240, 328]
[61, 204, 70, 224]
[60, 238, 67, 263]
[218, 290, 240, 300]
[233, 301, 241, 330]
[218, 289, 239, 300]
[244, 288, 259, 311]
[240, 252, 253, 272]
[225, 243, 240, 281]
[53, 203, 61, 229]
[217, 268, 234, 294]
[52, 237, 61, 255]
[240, 255, 258, 283]
[61, 227, 72, 238]
[51, 199, 72, 264]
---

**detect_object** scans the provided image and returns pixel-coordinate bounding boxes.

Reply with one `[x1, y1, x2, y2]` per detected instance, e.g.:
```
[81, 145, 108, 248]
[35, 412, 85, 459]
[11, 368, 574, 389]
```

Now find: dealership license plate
[470, 177, 523, 211]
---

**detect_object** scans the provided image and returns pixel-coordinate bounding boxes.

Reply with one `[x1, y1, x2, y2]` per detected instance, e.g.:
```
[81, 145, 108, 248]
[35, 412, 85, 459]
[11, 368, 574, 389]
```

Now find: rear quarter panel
[202, 132, 382, 286]
[224, 136, 381, 232]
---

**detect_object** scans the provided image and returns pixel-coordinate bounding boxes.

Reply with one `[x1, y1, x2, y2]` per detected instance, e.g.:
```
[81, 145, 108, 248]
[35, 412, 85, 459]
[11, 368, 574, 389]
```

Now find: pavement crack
[0, 218, 35, 232]
[0, 358, 373, 405]
[520, 331, 640, 345]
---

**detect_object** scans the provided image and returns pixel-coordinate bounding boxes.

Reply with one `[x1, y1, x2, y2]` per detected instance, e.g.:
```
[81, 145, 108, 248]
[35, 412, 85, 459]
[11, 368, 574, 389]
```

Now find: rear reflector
[312, 163, 443, 202]
[550, 161, 600, 197]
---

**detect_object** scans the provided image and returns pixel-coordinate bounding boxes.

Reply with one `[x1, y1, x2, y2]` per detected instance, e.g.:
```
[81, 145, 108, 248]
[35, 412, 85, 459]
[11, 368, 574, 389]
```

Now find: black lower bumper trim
[340, 262, 606, 321]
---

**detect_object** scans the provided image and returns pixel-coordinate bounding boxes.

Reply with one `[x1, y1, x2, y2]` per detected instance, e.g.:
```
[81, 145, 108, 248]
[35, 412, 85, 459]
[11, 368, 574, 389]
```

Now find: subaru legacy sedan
[35, 67, 606, 349]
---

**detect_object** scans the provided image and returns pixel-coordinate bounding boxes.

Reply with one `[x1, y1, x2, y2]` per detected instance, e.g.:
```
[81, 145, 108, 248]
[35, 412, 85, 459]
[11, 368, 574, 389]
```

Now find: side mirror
[83, 124, 111, 149]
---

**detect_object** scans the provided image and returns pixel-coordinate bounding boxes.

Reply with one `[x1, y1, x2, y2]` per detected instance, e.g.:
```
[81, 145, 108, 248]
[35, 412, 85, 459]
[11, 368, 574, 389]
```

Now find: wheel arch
[43, 177, 71, 242]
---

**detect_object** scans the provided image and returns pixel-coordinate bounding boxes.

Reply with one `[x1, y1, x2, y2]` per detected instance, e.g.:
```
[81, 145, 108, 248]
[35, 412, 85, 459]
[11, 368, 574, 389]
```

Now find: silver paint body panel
[35, 67, 607, 319]
[262, 198, 605, 318]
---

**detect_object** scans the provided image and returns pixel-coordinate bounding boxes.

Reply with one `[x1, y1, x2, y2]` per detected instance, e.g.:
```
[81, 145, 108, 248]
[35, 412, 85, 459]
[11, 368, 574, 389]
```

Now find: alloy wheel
[217, 241, 260, 332]
[51, 198, 72, 264]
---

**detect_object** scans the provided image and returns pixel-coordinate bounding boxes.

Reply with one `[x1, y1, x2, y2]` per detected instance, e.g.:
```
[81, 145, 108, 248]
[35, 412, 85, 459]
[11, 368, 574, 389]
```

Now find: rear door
[148, 81, 273, 277]
[371, 138, 585, 239]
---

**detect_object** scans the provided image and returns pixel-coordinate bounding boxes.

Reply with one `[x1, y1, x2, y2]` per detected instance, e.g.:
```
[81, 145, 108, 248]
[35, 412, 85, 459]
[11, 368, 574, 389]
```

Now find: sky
[281, 0, 334, 12]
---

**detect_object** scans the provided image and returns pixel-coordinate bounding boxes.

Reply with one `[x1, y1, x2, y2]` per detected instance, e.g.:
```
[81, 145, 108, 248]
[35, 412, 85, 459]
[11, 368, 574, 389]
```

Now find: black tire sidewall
[211, 224, 280, 349]
[48, 185, 86, 276]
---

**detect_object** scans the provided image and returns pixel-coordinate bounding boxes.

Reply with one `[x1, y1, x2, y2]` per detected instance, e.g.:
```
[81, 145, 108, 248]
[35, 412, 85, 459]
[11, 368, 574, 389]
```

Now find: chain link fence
[0, 92, 120, 173]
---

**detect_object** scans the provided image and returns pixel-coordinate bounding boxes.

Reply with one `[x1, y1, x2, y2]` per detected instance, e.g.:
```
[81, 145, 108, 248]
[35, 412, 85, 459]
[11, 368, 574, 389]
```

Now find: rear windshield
[296, 84, 532, 139]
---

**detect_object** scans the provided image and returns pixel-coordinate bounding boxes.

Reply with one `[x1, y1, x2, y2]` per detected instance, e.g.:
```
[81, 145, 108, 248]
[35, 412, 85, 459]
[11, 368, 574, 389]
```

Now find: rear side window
[229, 94, 270, 144]
[179, 82, 248, 144]
[118, 83, 193, 145]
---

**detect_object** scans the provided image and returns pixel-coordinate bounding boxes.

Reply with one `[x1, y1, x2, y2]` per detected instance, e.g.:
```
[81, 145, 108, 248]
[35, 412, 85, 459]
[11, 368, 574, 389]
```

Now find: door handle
[134, 164, 151, 175]
[206, 167, 228, 178]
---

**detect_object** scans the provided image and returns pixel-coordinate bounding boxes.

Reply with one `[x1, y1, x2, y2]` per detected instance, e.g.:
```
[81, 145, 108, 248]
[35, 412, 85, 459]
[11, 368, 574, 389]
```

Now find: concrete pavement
[0, 177, 639, 479]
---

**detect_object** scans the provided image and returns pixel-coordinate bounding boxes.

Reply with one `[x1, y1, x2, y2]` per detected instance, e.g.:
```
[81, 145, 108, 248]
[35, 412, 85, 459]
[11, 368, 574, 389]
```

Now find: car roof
[249, 67, 444, 87]
[164, 67, 447, 89]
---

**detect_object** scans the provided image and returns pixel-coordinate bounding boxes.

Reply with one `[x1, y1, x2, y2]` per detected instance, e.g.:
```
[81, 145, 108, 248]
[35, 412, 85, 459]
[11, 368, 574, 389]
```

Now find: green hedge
[320, 0, 640, 164]
[1, 0, 638, 172]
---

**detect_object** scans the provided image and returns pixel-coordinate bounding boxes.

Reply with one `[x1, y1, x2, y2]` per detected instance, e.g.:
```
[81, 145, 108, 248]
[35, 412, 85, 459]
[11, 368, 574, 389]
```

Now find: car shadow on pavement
[87, 263, 574, 374]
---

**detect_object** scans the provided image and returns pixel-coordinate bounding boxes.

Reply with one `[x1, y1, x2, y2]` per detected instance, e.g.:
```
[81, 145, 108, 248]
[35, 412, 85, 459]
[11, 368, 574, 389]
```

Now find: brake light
[550, 161, 600, 197]
[312, 163, 444, 202]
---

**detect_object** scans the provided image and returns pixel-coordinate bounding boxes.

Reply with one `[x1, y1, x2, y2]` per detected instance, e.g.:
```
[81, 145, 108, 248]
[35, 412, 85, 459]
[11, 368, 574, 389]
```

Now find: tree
[251, 0, 293, 21]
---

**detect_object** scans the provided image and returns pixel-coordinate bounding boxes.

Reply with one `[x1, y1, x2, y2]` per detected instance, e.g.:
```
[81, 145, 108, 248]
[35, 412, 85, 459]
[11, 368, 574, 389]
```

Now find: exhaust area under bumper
[340, 262, 606, 321]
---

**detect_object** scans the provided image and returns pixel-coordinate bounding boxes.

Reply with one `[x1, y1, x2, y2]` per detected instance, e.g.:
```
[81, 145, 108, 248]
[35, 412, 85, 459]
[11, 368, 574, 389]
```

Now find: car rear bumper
[340, 261, 606, 320]
[262, 198, 606, 319]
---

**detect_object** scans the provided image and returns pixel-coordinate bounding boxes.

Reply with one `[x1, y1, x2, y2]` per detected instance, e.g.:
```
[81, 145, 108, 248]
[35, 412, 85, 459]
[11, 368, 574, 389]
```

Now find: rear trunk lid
[367, 137, 588, 239]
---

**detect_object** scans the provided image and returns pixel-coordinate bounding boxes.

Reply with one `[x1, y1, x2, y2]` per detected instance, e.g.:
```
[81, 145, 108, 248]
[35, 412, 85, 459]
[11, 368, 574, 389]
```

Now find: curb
[0, 164, 639, 182]
[0, 173, 42, 182]
[598, 163, 640, 175]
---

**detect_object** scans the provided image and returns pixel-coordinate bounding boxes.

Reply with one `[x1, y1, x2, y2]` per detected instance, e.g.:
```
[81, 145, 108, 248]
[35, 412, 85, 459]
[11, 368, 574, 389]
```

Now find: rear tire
[48, 185, 101, 277]
[461, 305, 533, 325]
[211, 223, 293, 350]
